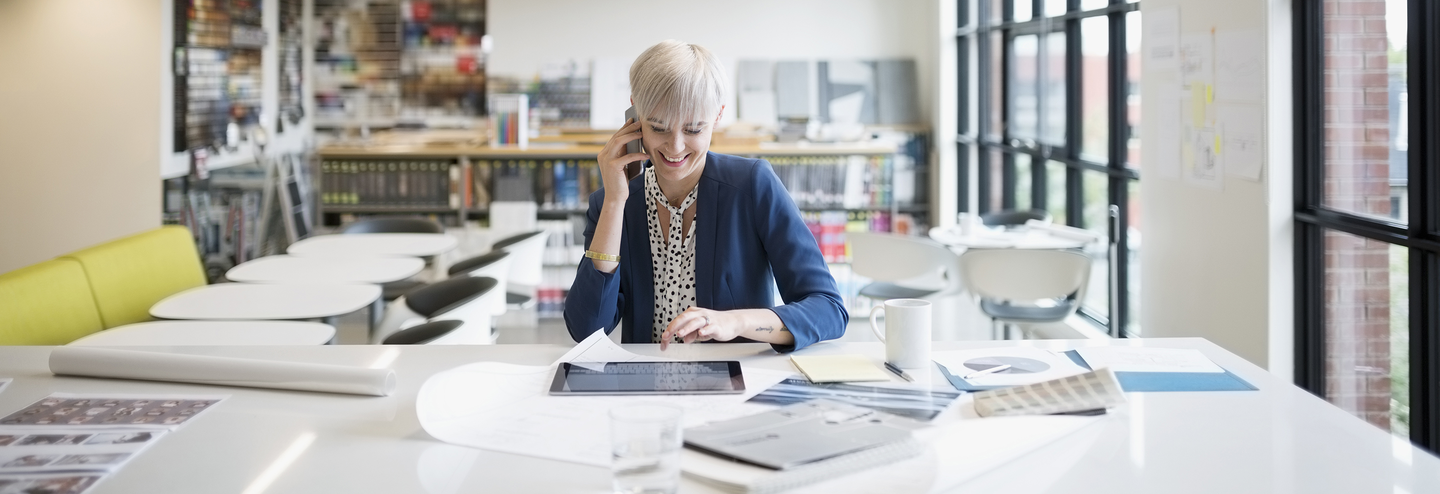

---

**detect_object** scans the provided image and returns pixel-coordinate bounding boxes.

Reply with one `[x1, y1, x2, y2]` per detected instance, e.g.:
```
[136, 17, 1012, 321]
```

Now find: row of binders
[319, 161, 454, 208]
[769, 154, 918, 210]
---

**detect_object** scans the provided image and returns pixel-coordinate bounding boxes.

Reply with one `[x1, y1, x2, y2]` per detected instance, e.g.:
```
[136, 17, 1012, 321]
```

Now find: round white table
[68, 321, 336, 346]
[286, 233, 459, 258]
[226, 255, 426, 284]
[150, 283, 381, 326]
[928, 225, 1092, 250]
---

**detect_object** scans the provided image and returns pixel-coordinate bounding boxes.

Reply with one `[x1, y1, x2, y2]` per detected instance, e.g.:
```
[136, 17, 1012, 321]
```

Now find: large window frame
[1294, 0, 1440, 453]
[957, 0, 1141, 336]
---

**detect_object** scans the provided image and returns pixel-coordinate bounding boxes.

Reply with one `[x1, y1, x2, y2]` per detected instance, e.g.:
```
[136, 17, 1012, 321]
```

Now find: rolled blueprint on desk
[49, 347, 396, 397]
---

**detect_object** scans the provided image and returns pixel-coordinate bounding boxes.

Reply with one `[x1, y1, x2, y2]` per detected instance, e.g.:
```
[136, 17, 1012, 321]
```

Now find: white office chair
[490, 230, 550, 308]
[446, 250, 514, 318]
[848, 231, 965, 301]
[958, 248, 1092, 340]
[372, 277, 501, 345]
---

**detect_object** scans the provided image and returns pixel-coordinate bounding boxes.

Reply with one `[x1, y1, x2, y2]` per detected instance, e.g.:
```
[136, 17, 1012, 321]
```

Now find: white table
[226, 255, 425, 285]
[149, 283, 380, 327]
[67, 321, 336, 346]
[929, 225, 1091, 249]
[0, 339, 1434, 493]
[286, 233, 459, 258]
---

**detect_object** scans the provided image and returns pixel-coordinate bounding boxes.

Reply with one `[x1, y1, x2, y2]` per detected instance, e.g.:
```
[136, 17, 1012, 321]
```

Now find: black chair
[340, 218, 444, 234]
[980, 209, 1052, 228]
[374, 276, 500, 344]
[446, 250, 511, 277]
[382, 320, 464, 345]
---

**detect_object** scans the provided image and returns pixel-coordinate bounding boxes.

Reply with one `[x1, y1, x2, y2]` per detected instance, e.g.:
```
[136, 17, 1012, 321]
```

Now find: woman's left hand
[660, 307, 740, 350]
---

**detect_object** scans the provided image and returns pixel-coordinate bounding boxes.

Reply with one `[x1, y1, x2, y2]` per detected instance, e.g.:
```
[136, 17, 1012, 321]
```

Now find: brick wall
[1321, 0, 1393, 430]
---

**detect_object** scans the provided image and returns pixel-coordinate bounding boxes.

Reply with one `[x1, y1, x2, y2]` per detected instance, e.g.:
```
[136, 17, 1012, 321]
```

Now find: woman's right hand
[598, 118, 648, 205]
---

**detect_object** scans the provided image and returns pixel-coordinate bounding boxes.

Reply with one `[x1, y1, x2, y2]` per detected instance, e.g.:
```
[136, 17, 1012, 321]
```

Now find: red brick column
[1322, 0, 1392, 430]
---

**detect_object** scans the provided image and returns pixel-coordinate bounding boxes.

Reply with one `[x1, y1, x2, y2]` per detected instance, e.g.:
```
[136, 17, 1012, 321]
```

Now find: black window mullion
[1100, 6, 1129, 336]
[1064, 0, 1083, 226]
[1409, 0, 1440, 453]
[1001, 24, 1017, 209]
[1292, 0, 1326, 396]
[976, 0, 995, 214]
[958, 31, 972, 213]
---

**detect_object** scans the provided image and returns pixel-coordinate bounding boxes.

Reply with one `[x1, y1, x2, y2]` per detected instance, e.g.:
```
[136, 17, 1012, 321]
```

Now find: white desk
[225, 256, 425, 285]
[149, 283, 380, 326]
[0, 339, 1433, 493]
[929, 225, 1090, 250]
[67, 321, 336, 346]
[286, 234, 459, 258]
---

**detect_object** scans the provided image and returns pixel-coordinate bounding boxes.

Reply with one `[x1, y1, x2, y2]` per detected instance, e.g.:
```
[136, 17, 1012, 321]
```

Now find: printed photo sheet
[0, 394, 225, 428]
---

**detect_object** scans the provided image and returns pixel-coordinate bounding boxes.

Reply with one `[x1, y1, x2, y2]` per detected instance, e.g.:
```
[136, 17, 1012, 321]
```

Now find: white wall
[486, 0, 937, 124]
[0, 0, 163, 274]
[1139, 0, 1293, 373]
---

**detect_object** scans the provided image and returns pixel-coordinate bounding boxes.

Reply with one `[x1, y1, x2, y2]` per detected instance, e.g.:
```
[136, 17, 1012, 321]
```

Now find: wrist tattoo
[756, 326, 775, 333]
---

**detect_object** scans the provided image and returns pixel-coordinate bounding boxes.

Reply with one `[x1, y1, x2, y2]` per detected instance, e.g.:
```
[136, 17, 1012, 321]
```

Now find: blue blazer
[563, 152, 848, 352]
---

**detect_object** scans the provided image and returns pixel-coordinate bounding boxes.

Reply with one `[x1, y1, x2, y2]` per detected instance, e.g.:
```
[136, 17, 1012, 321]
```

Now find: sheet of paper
[0, 427, 167, 474]
[1155, 86, 1183, 179]
[1074, 347, 1225, 373]
[748, 378, 961, 421]
[1179, 33, 1213, 87]
[1142, 7, 1180, 70]
[788, 355, 891, 383]
[1214, 30, 1264, 102]
[416, 361, 794, 467]
[1185, 126, 1224, 190]
[556, 329, 671, 371]
[1218, 104, 1265, 181]
[0, 394, 225, 429]
[931, 347, 1089, 387]
[0, 378, 10, 395]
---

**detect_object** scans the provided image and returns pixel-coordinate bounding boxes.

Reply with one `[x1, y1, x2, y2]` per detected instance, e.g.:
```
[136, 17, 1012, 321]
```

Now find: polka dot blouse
[644, 166, 698, 343]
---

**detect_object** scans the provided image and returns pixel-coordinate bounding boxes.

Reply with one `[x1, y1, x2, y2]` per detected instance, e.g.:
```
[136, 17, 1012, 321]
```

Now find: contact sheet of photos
[0, 394, 226, 494]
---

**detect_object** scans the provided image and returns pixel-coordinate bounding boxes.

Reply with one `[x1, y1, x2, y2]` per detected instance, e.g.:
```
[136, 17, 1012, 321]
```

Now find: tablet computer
[549, 361, 746, 395]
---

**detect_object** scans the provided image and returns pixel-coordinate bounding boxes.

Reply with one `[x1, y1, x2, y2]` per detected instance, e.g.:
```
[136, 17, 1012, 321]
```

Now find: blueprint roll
[49, 347, 396, 397]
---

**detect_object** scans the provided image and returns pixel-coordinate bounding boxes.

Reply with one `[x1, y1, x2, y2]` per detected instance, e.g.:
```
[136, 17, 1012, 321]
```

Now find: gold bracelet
[584, 250, 621, 262]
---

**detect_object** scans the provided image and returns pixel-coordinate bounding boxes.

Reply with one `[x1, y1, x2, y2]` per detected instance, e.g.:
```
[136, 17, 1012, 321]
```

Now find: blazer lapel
[694, 153, 720, 309]
[624, 171, 655, 343]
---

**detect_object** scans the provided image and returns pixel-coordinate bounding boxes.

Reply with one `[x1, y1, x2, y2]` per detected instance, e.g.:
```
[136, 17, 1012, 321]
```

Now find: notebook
[788, 355, 891, 383]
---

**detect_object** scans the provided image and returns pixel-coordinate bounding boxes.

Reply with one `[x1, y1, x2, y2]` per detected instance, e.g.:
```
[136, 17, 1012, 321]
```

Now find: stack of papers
[787, 355, 891, 383]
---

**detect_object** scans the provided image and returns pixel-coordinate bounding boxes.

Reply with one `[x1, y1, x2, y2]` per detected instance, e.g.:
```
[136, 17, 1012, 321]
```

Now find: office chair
[372, 276, 500, 344]
[980, 209, 1052, 228]
[382, 320, 465, 345]
[447, 250, 514, 318]
[488, 230, 550, 308]
[848, 232, 964, 301]
[958, 248, 1091, 340]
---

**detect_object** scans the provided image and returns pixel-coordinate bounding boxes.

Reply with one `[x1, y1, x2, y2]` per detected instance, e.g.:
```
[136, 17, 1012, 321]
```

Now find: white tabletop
[226, 255, 426, 284]
[0, 339, 1433, 493]
[149, 283, 381, 320]
[67, 321, 336, 346]
[286, 233, 459, 258]
[929, 225, 1089, 249]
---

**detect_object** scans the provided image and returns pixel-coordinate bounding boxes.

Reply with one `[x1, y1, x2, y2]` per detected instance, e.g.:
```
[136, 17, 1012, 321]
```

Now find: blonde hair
[629, 40, 727, 129]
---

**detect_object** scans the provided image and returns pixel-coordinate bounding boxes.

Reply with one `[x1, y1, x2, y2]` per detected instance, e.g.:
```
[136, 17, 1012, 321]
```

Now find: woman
[564, 40, 847, 353]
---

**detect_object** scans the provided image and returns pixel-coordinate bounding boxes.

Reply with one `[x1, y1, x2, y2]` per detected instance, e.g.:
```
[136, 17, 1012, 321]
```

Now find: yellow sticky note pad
[789, 355, 892, 383]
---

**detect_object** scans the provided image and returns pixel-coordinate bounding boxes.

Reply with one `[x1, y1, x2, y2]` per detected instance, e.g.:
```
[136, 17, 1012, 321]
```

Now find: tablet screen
[549, 361, 746, 395]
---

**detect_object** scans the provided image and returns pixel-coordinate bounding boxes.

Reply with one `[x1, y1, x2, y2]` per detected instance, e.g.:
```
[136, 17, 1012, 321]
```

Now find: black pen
[883, 362, 914, 382]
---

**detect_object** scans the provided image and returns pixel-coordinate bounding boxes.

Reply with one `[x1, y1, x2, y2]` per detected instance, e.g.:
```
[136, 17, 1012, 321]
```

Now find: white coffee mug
[869, 299, 933, 369]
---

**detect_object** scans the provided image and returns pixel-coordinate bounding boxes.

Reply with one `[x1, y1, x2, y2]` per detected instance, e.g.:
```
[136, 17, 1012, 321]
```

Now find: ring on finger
[702, 315, 711, 328]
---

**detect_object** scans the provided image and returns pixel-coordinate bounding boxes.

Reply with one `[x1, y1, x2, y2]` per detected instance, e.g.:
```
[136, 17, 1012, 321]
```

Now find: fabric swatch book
[787, 355, 891, 383]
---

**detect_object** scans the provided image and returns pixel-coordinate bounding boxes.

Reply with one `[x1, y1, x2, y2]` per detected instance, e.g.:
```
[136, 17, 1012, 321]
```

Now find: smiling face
[641, 107, 724, 188]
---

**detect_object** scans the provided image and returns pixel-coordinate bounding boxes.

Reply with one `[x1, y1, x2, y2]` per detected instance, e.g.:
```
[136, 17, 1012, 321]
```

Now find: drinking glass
[610, 403, 683, 494]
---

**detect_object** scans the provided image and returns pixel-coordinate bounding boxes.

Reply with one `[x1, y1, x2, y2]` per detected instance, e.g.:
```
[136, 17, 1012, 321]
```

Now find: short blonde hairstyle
[629, 40, 727, 129]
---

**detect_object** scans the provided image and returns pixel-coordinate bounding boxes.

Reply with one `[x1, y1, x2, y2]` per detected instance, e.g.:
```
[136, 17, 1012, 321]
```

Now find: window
[1295, 0, 1440, 453]
[957, 0, 1142, 336]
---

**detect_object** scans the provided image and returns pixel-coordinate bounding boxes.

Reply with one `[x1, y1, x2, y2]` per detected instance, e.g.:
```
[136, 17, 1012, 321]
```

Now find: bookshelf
[316, 134, 928, 317]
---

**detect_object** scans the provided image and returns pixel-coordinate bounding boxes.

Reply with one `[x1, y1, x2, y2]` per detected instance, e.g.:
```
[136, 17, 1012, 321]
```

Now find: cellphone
[623, 106, 645, 156]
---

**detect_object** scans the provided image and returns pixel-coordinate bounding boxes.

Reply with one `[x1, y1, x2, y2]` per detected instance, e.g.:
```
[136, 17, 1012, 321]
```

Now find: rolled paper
[50, 347, 396, 397]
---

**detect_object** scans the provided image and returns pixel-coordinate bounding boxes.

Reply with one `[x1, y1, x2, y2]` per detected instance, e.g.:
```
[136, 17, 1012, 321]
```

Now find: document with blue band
[936, 347, 1256, 393]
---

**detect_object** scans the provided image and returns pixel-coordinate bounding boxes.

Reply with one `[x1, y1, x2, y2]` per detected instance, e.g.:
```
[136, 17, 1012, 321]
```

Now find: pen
[962, 364, 1013, 380]
[883, 362, 914, 382]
